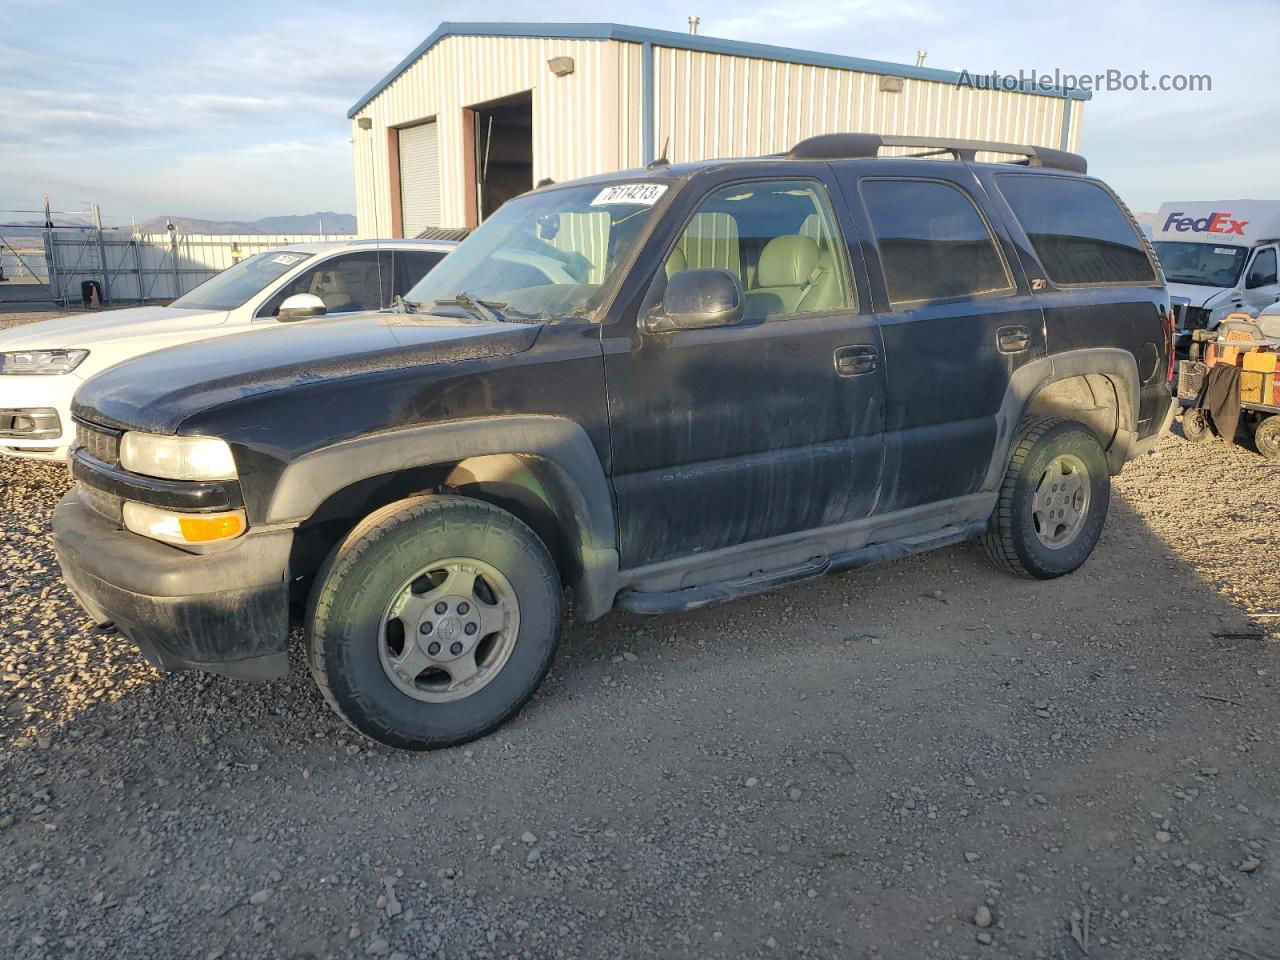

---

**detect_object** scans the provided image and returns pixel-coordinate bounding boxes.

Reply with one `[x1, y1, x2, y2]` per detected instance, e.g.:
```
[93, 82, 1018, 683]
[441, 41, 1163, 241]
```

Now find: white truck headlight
[0, 349, 89, 375]
[118, 432, 238, 481]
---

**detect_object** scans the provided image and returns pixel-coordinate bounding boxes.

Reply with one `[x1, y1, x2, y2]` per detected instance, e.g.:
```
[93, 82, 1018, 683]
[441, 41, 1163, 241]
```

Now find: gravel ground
[1, 310, 1278, 959]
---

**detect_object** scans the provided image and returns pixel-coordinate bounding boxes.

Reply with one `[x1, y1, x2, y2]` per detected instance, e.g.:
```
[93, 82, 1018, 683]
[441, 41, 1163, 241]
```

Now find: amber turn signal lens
[122, 501, 248, 547]
[178, 512, 247, 543]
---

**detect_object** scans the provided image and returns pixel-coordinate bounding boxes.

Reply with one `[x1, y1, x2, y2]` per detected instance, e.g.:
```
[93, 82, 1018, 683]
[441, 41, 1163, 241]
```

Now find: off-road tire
[307, 495, 561, 750]
[1180, 407, 1212, 443]
[979, 417, 1110, 580]
[1255, 415, 1280, 461]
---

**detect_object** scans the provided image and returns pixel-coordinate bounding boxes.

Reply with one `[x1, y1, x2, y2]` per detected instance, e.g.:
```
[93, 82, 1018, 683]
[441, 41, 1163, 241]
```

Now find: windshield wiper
[392, 294, 418, 313]
[431, 291, 506, 323]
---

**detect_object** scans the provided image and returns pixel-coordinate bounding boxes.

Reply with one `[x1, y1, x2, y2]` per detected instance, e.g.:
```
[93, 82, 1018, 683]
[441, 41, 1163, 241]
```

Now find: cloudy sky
[1, 0, 1275, 224]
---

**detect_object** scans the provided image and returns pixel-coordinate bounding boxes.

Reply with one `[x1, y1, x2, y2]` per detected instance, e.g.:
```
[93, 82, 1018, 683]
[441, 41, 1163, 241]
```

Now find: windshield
[171, 251, 314, 310]
[403, 182, 669, 318]
[1153, 241, 1246, 288]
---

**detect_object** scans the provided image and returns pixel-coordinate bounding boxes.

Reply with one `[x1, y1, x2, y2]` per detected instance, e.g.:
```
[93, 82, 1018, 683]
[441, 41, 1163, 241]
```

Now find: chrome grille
[74, 420, 121, 466]
[79, 482, 123, 524]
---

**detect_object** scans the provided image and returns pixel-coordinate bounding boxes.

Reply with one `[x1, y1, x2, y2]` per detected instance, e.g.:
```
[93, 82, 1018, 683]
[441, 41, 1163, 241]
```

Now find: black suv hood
[73, 311, 543, 433]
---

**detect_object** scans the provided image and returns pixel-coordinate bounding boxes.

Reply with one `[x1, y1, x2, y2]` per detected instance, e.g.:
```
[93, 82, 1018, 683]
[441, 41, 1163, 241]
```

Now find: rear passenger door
[986, 173, 1167, 433]
[834, 164, 1045, 512]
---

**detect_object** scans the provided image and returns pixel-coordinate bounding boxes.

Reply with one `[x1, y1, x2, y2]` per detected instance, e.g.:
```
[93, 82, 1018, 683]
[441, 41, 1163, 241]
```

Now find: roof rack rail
[787, 133, 1087, 174]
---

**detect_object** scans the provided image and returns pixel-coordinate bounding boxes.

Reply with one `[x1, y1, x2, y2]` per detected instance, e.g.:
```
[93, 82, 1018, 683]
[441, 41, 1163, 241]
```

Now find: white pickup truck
[1153, 200, 1280, 349]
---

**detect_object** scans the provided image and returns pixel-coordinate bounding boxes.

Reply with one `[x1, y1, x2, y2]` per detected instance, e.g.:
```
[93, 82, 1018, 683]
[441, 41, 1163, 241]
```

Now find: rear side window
[860, 179, 1012, 307]
[998, 175, 1156, 286]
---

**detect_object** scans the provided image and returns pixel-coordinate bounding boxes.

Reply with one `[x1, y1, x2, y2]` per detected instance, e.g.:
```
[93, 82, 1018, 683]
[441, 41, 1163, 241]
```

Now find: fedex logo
[1162, 211, 1249, 236]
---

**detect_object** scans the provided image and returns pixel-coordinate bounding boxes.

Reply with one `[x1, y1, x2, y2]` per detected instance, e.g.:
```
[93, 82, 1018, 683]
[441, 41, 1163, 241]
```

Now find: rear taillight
[1163, 306, 1176, 382]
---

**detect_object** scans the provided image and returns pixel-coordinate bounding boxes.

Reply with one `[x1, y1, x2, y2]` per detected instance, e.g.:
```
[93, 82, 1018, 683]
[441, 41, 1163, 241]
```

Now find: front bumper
[52, 487, 294, 680]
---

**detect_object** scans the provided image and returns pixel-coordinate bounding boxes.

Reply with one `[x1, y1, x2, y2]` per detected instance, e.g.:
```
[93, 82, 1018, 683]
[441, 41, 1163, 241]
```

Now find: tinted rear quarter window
[998, 175, 1156, 286]
[860, 178, 1012, 307]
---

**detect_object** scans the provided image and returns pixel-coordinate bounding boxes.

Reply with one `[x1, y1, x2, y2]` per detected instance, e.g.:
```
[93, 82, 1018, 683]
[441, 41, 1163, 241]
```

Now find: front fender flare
[267, 416, 620, 619]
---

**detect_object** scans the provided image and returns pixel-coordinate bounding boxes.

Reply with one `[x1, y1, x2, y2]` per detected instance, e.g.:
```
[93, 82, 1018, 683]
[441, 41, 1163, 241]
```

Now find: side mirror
[1247, 271, 1277, 290]
[277, 292, 326, 322]
[643, 268, 744, 333]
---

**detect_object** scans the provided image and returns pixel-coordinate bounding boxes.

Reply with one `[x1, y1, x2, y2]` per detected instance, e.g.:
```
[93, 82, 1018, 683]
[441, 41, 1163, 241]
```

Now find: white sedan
[0, 238, 454, 460]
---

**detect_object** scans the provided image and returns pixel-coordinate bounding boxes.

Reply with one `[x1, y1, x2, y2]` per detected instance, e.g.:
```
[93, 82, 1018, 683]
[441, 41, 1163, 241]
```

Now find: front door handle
[997, 325, 1032, 354]
[834, 344, 878, 377]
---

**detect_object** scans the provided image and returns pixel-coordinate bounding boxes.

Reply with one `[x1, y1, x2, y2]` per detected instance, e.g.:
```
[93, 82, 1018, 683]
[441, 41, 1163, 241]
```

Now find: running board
[614, 521, 986, 615]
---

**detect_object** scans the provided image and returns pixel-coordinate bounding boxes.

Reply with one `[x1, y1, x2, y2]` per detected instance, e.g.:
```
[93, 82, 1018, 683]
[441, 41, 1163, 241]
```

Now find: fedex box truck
[1153, 200, 1280, 348]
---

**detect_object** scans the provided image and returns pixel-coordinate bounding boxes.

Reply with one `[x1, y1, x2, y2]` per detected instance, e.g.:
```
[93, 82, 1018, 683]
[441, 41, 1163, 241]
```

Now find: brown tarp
[1200, 363, 1242, 439]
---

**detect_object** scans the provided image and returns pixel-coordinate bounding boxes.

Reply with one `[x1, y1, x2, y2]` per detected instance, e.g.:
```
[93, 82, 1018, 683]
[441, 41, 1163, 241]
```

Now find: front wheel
[979, 418, 1111, 580]
[1255, 415, 1280, 461]
[307, 495, 561, 750]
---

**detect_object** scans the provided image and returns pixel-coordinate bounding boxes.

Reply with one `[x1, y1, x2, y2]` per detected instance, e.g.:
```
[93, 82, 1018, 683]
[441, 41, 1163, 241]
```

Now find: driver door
[601, 173, 887, 570]
[1243, 246, 1279, 314]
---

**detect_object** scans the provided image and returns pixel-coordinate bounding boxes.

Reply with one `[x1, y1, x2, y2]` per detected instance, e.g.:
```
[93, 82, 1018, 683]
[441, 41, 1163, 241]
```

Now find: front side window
[861, 178, 1013, 307]
[172, 250, 314, 311]
[258, 251, 391, 317]
[1247, 247, 1278, 288]
[663, 180, 854, 321]
[998, 175, 1157, 286]
[1152, 241, 1247, 288]
[404, 181, 668, 319]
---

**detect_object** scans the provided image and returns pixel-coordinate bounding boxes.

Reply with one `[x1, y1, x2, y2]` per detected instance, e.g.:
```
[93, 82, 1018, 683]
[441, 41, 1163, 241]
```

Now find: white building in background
[348, 22, 1090, 237]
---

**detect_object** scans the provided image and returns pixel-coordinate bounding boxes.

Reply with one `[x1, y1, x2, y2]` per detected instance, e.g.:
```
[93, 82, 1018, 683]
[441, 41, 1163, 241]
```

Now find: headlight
[123, 501, 247, 546]
[119, 432, 238, 481]
[0, 349, 89, 375]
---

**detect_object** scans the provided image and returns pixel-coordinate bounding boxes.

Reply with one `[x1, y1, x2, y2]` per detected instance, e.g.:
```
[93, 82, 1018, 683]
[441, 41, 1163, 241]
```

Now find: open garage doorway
[469, 92, 532, 223]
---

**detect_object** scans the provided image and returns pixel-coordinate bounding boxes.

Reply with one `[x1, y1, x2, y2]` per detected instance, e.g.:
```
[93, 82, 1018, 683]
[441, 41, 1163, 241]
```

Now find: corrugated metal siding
[398, 121, 441, 233]
[353, 35, 620, 234]
[644, 46, 1074, 165]
[353, 35, 1085, 236]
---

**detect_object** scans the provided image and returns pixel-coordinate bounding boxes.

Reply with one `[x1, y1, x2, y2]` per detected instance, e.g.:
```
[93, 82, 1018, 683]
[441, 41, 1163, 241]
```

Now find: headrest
[665, 245, 687, 278]
[758, 235, 819, 287]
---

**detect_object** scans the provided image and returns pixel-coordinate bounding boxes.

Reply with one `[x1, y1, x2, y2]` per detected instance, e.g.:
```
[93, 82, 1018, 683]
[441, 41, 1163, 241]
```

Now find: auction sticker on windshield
[271, 254, 305, 266]
[591, 184, 668, 206]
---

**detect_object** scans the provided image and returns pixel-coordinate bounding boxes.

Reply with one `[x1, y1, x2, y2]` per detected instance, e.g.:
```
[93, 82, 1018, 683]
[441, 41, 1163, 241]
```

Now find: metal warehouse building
[348, 22, 1089, 236]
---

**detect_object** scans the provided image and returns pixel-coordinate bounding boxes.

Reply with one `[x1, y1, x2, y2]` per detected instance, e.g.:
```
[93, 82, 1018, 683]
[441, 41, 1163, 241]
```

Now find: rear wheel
[980, 417, 1110, 579]
[307, 495, 561, 750]
[1180, 407, 1212, 443]
[1255, 415, 1280, 461]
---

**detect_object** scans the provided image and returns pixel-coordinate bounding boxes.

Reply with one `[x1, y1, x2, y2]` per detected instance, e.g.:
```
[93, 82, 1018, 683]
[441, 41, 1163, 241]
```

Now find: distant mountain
[133, 212, 356, 236]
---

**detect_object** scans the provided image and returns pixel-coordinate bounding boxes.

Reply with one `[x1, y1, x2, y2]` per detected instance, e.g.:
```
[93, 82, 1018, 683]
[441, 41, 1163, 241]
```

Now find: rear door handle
[997, 325, 1032, 354]
[834, 344, 878, 376]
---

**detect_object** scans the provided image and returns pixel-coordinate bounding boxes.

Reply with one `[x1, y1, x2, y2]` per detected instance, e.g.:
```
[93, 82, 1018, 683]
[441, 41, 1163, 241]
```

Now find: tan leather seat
[745, 235, 822, 319]
[309, 269, 354, 313]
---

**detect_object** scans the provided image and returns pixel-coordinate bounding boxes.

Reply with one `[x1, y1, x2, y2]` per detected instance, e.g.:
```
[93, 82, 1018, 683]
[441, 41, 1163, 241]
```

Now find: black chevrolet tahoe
[53, 134, 1175, 750]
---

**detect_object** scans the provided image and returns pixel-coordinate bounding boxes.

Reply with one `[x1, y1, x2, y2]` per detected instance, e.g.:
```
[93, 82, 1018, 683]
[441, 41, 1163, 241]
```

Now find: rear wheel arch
[989, 350, 1141, 486]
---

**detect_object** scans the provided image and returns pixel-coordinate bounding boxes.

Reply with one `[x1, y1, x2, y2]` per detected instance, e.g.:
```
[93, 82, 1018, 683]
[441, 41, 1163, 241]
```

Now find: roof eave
[347, 21, 1091, 119]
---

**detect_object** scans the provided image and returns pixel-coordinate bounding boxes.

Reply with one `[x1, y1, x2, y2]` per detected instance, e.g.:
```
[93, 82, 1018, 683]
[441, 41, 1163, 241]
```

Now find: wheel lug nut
[450, 642, 463, 655]
[419, 622, 433, 635]
[434, 601, 448, 614]
[427, 641, 441, 655]
[464, 622, 477, 636]
[457, 601, 470, 614]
